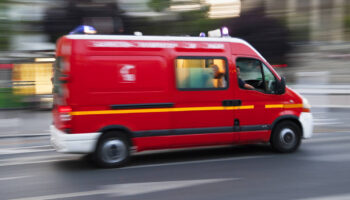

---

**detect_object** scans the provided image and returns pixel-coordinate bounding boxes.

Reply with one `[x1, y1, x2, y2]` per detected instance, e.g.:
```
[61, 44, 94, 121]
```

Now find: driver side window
[236, 58, 264, 91]
[236, 58, 278, 94]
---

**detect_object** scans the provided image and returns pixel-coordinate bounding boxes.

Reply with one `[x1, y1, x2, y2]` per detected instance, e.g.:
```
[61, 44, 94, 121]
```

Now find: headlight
[302, 97, 311, 112]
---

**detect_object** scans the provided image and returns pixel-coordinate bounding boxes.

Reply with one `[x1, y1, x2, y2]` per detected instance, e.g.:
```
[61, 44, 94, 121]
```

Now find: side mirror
[276, 76, 286, 94]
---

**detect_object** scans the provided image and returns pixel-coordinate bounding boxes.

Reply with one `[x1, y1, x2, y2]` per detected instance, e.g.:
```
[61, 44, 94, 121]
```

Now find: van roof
[64, 35, 266, 61]
[66, 35, 246, 43]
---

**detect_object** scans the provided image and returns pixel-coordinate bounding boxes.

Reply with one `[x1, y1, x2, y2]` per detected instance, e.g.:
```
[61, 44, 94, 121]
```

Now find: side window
[236, 58, 264, 91]
[176, 57, 228, 90]
[236, 58, 278, 94]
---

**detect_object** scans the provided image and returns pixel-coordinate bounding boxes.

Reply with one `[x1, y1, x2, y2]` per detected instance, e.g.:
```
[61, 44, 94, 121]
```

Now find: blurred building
[243, 0, 350, 42]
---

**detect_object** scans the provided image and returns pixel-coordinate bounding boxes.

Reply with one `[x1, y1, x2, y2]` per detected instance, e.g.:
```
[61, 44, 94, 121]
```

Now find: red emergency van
[51, 34, 313, 167]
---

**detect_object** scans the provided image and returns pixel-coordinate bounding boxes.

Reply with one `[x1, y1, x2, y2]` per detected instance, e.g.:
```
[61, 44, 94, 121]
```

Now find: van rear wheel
[95, 133, 130, 168]
[270, 121, 301, 153]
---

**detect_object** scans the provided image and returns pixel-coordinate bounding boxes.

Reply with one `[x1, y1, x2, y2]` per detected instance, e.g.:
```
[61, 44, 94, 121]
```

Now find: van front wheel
[95, 133, 130, 168]
[271, 121, 301, 153]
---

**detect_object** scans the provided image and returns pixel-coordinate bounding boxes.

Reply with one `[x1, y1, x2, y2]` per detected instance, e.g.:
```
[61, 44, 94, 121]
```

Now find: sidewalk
[0, 110, 51, 138]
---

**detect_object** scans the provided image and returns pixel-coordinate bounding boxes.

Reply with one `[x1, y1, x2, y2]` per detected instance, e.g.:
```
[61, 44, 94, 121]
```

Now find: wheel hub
[280, 128, 295, 145]
[101, 139, 126, 164]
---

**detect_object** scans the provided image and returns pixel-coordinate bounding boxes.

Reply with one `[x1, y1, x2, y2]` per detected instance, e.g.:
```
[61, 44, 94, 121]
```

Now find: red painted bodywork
[53, 36, 303, 152]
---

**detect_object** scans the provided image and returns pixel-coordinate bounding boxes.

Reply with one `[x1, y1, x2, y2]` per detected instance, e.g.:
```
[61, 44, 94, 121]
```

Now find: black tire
[270, 121, 301, 153]
[94, 132, 130, 168]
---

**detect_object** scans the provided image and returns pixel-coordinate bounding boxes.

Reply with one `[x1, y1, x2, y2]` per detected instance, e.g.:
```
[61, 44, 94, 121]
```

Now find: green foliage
[148, 0, 171, 12]
[0, 88, 25, 109]
[0, 0, 11, 51]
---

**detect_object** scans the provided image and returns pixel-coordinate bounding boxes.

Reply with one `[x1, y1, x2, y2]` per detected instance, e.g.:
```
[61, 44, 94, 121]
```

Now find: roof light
[221, 27, 230, 37]
[208, 29, 221, 37]
[134, 31, 143, 36]
[69, 25, 97, 35]
[199, 32, 206, 37]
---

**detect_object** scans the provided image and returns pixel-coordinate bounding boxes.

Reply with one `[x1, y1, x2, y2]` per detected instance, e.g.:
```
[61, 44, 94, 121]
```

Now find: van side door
[171, 56, 238, 147]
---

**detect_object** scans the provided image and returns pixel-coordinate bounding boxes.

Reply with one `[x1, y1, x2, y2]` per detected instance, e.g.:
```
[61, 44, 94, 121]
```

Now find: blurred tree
[0, 0, 11, 51]
[345, 3, 350, 41]
[225, 7, 291, 65]
[148, 0, 171, 12]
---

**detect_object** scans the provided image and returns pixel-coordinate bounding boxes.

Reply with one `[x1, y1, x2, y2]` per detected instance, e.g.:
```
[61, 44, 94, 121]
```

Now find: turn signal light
[302, 108, 311, 112]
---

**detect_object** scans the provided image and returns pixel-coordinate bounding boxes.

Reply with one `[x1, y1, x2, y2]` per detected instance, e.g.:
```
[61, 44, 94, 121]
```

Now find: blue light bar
[69, 25, 97, 35]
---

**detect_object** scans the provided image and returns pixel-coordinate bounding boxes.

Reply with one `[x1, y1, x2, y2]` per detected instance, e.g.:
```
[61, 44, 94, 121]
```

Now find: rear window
[52, 57, 64, 97]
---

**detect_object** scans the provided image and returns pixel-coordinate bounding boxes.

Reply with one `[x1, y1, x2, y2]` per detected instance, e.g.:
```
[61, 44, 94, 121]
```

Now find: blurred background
[0, 0, 350, 134]
[1, 2, 350, 199]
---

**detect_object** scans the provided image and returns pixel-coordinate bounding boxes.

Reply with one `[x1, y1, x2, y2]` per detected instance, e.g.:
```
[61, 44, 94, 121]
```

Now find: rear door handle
[222, 100, 241, 106]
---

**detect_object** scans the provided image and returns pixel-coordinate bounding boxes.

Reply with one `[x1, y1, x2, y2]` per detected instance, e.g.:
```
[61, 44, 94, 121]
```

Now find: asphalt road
[0, 109, 350, 200]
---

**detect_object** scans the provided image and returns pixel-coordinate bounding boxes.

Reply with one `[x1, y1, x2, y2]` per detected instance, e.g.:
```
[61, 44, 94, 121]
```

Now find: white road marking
[13, 145, 52, 150]
[302, 153, 350, 162]
[0, 158, 73, 167]
[314, 122, 343, 126]
[313, 118, 343, 126]
[298, 193, 350, 200]
[335, 130, 350, 133]
[0, 118, 20, 128]
[0, 176, 31, 181]
[290, 85, 350, 89]
[295, 89, 350, 94]
[302, 143, 350, 151]
[0, 155, 79, 167]
[0, 148, 54, 155]
[304, 135, 350, 143]
[9, 178, 239, 200]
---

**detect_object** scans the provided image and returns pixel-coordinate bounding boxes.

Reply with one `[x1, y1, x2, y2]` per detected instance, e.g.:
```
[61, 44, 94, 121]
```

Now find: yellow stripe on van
[70, 105, 254, 116]
[284, 104, 303, 108]
[265, 104, 284, 108]
[226, 105, 255, 110]
[265, 104, 303, 109]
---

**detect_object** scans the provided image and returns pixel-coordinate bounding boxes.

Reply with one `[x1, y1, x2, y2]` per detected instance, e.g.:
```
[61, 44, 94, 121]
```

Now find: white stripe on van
[65, 35, 267, 64]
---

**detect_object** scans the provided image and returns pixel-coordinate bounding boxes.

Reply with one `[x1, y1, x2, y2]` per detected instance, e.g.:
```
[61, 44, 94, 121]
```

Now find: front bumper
[50, 125, 102, 153]
[300, 112, 313, 139]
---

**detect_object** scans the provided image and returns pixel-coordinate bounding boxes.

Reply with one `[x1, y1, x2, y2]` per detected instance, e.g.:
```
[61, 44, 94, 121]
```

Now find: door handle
[232, 100, 242, 106]
[222, 100, 241, 106]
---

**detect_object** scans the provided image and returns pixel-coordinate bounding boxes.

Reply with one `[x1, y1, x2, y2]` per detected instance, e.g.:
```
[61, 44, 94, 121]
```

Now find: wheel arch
[98, 125, 134, 147]
[271, 115, 303, 139]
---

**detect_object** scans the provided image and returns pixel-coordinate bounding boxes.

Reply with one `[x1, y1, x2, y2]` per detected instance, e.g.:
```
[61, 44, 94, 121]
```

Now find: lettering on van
[207, 43, 225, 49]
[120, 65, 136, 82]
[90, 41, 224, 49]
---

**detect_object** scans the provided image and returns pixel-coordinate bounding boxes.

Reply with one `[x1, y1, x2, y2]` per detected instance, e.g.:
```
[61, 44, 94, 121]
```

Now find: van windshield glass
[236, 58, 278, 94]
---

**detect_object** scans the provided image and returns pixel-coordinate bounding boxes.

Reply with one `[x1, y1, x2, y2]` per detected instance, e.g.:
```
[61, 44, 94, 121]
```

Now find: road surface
[0, 108, 350, 200]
